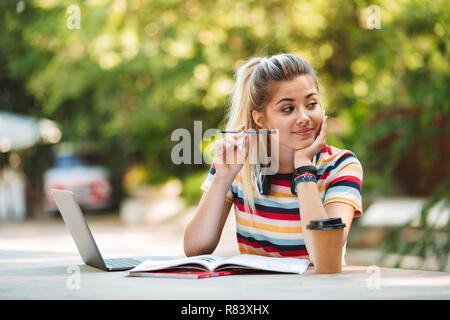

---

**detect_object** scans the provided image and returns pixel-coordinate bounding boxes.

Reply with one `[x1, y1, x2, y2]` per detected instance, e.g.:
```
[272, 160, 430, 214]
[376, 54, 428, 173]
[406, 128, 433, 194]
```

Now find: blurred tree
[0, 0, 448, 268]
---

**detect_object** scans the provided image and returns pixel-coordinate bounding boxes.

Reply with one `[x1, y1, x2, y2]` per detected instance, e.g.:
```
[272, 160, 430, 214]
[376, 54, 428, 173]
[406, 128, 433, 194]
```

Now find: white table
[1, 250, 449, 300]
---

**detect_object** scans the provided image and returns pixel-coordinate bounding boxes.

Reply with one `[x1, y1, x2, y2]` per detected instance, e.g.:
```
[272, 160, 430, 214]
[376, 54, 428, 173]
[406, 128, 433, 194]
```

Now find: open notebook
[128, 254, 310, 279]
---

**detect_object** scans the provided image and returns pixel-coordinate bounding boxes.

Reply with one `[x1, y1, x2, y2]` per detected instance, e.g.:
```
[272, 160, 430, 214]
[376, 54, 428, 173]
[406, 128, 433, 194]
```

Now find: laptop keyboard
[104, 258, 144, 268]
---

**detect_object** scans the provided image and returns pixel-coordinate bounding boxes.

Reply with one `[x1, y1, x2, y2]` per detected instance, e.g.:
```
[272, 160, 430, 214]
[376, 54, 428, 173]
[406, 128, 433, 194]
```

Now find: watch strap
[291, 165, 318, 196]
[293, 165, 317, 178]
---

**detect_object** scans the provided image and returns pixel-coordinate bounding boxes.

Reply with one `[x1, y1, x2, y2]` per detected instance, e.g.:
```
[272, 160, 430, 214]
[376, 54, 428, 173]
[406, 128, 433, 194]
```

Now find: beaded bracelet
[294, 172, 317, 189]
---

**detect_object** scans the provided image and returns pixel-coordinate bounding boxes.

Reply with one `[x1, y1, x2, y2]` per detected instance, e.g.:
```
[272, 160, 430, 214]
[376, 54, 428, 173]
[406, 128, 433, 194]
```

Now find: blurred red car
[44, 154, 112, 211]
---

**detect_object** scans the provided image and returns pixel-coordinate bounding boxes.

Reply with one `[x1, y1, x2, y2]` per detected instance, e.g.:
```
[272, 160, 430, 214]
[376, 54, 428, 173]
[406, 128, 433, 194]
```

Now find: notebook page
[216, 254, 310, 274]
[130, 254, 227, 273]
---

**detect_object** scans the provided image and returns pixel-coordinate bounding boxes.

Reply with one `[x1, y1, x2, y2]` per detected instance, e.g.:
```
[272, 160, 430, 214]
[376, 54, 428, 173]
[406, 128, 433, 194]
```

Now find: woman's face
[252, 75, 324, 151]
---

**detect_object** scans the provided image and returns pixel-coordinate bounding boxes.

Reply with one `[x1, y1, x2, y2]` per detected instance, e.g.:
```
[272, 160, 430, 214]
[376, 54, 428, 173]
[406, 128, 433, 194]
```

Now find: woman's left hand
[294, 115, 327, 167]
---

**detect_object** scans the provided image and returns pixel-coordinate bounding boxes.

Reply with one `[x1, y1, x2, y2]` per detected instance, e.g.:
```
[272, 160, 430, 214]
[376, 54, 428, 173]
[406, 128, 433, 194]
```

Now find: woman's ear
[252, 110, 264, 129]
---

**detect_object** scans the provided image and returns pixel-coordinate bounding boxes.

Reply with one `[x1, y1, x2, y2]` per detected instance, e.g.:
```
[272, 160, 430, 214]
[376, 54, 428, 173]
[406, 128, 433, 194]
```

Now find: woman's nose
[295, 109, 311, 126]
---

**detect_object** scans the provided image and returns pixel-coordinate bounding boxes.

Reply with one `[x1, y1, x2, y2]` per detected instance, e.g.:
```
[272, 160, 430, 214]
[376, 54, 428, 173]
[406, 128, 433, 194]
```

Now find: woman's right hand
[213, 125, 249, 180]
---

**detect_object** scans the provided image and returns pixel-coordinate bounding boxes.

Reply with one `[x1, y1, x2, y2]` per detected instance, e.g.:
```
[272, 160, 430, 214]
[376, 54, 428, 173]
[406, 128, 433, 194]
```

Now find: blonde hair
[224, 53, 319, 213]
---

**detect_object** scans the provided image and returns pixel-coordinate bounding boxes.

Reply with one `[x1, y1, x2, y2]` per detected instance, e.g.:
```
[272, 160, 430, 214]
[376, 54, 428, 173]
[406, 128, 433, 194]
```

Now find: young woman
[184, 53, 363, 265]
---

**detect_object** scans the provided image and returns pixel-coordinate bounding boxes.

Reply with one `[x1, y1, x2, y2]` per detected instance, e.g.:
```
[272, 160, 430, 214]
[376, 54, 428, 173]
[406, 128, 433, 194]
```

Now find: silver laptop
[51, 189, 151, 271]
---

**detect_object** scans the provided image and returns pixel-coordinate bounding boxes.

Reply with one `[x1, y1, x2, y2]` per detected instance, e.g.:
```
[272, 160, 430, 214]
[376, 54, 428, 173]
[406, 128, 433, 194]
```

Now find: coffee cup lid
[306, 217, 346, 230]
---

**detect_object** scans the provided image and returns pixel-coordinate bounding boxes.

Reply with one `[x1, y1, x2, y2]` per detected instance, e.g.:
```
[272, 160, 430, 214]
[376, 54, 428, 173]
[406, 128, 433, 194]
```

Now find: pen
[218, 129, 276, 134]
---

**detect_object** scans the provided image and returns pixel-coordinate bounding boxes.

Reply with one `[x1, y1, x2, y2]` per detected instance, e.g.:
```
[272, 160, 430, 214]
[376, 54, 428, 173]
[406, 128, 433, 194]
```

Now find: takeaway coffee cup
[306, 217, 346, 274]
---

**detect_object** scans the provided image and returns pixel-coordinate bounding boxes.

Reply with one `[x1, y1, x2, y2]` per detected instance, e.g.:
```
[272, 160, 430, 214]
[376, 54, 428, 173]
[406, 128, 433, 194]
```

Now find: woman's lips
[292, 128, 314, 136]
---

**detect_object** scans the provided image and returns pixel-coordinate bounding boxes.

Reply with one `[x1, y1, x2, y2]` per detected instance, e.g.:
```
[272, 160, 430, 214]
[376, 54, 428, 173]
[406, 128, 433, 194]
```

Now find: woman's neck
[274, 145, 296, 174]
[273, 145, 317, 174]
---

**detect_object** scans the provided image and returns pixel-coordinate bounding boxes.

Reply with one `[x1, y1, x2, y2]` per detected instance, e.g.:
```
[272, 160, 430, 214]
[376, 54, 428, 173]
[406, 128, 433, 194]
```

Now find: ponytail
[224, 54, 319, 214]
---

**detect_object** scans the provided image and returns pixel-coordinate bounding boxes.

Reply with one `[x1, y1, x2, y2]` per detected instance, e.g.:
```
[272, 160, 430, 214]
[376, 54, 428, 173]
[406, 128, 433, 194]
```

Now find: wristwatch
[291, 165, 318, 195]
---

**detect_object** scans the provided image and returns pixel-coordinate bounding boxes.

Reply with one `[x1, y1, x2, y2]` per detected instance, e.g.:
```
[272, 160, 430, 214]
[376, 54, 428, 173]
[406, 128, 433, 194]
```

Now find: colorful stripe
[200, 144, 363, 260]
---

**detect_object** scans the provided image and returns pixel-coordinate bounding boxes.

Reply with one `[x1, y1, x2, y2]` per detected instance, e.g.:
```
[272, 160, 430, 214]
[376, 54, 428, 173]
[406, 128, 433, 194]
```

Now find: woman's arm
[183, 175, 234, 256]
[324, 201, 354, 248]
[295, 176, 328, 265]
[184, 125, 249, 257]
[294, 116, 356, 264]
[295, 174, 354, 264]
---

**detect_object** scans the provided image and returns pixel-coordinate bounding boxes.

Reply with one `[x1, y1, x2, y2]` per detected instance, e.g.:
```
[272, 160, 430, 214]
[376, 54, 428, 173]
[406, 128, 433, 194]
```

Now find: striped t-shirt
[200, 144, 363, 260]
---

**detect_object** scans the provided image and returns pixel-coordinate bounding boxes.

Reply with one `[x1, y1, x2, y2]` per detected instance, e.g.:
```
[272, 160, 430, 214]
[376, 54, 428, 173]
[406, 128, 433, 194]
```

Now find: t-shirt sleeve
[200, 162, 235, 204]
[323, 151, 363, 217]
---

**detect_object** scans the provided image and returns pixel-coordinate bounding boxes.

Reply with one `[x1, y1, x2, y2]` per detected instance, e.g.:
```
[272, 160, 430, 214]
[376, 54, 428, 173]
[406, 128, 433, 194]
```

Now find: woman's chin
[277, 135, 315, 152]
[291, 137, 314, 150]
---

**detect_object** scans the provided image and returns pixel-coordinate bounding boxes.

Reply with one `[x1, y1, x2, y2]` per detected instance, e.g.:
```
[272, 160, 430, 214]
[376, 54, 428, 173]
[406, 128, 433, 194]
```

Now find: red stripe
[319, 170, 331, 180]
[321, 145, 333, 155]
[341, 151, 354, 157]
[329, 175, 361, 186]
[319, 151, 355, 179]
[237, 237, 309, 257]
[236, 203, 300, 221]
[270, 178, 291, 187]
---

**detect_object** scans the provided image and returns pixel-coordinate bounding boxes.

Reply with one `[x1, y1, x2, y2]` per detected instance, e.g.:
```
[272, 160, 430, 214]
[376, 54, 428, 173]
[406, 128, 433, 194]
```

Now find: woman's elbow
[183, 243, 212, 257]
[183, 239, 200, 257]
[183, 233, 214, 257]
[183, 232, 201, 257]
[183, 246, 195, 257]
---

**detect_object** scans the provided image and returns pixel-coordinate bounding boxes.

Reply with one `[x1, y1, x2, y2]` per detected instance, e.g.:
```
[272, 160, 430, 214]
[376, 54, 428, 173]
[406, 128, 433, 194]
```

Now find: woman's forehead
[270, 75, 318, 102]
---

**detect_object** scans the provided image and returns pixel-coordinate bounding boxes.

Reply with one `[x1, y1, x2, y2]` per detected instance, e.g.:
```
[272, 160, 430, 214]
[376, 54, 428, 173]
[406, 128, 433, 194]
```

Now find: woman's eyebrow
[275, 93, 317, 105]
[275, 97, 295, 105]
[305, 92, 318, 99]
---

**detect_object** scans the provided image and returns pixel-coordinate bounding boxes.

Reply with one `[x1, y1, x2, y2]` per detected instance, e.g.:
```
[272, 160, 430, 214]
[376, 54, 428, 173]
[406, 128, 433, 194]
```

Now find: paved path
[0, 211, 239, 258]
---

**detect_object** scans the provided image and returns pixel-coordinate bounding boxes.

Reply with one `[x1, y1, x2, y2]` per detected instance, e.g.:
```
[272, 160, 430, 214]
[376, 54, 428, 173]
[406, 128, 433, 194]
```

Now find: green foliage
[0, 0, 448, 268]
[380, 179, 450, 271]
[181, 170, 209, 207]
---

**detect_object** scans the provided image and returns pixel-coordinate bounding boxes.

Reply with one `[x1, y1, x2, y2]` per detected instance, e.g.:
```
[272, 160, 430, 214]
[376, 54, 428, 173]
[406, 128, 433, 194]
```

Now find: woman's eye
[282, 102, 317, 112]
[282, 106, 294, 112]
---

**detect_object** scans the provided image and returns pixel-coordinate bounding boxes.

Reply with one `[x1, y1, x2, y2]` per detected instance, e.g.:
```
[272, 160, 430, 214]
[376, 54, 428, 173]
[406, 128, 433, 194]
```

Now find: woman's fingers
[235, 133, 249, 164]
[236, 133, 246, 148]
[216, 138, 235, 156]
[215, 135, 249, 164]
[224, 125, 246, 151]
[231, 126, 246, 142]
[321, 116, 327, 139]
[317, 116, 327, 149]
[305, 116, 327, 153]
[215, 125, 249, 164]
[215, 138, 237, 159]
